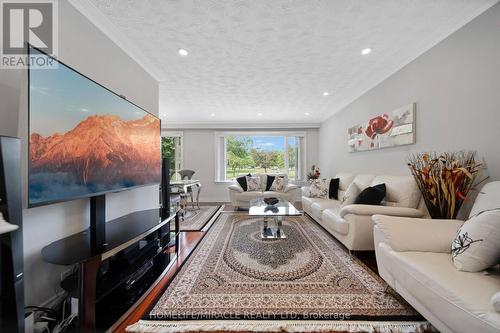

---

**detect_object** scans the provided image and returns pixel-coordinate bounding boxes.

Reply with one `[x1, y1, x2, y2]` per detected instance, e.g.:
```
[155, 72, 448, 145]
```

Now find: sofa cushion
[309, 179, 329, 198]
[334, 173, 356, 191]
[384, 249, 500, 333]
[337, 189, 346, 201]
[373, 215, 462, 253]
[259, 174, 268, 191]
[354, 183, 386, 205]
[329, 178, 340, 200]
[270, 176, 288, 192]
[302, 196, 324, 213]
[260, 173, 286, 191]
[236, 173, 251, 191]
[311, 200, 341, 220]
[322, 208, 349, 235]
[351, 174, 376, 189]
[246, 175, 261, 191]
[283, 184, 299, 193]
[234, 191, 263, 201]
[265, 175, 275, 191]
[452, 209, 500, 272]
[371, 175, 420, 208]
[341, 182, 360, 207]
[469, 182, 500, 218]
[263, 191, 293, 201]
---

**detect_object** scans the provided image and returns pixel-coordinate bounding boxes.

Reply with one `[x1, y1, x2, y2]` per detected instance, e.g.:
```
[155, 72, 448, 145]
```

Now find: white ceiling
[83, 0, 497, 127]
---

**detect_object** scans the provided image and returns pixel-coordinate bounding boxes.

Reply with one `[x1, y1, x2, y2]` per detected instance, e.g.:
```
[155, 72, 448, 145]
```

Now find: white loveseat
[302, 173, 424, 251]
[373, 181, 500, 333]
[228, 173, 301, 209]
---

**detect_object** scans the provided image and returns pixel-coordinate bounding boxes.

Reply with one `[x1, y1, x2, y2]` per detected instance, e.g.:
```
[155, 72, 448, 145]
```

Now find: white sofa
[373, 181, 500, 333]
[228, 173, 301, 209]
[302, 173, 424, 251]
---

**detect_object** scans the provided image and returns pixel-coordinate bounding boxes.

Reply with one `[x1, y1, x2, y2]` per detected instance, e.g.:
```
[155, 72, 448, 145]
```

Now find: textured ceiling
[87, 0, 496, 126]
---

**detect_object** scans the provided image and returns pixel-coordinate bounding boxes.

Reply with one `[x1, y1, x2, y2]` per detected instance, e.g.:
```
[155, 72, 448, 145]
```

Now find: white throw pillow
[452, 209, 500, 272]
[270, 176, 287, 192]
[492, 292, 500, 313]
[245, 175, 261, 192]
[309, 179, 329, 198]
[341, 182, 360, 207]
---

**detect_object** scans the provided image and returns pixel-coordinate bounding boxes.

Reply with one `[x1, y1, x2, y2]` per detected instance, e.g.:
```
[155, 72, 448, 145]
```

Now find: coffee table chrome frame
[261, 216, 286, 240]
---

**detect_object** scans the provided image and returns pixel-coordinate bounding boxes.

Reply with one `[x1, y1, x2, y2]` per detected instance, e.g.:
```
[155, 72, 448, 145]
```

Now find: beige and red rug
[128, 213, 431, 332]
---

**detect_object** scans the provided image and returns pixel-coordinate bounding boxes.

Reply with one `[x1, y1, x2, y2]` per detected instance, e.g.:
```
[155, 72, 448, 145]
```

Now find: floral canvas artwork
[348, 103, 416, 152]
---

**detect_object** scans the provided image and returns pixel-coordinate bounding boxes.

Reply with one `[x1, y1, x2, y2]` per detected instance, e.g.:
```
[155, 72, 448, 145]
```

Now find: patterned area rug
[174, 206, 220, 231]
[128, 213, 430, 332]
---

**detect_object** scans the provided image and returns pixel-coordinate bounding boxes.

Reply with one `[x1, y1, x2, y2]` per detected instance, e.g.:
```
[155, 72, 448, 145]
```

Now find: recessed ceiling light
[323, 92, 329, 96]
[257, 112, 263, 116]
[162, 113, 167, 117]
[304, 112, 310, 116]
[361, 48, 372, 55]
[178, 48, 189, 56]
[210, 113, 215, 117]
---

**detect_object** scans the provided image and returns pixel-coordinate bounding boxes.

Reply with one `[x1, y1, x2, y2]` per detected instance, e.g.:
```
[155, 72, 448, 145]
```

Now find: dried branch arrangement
[407, 151, 484, 219]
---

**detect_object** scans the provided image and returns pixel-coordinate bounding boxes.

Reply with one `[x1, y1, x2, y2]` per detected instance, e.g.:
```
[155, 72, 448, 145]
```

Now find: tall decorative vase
[407, 151, 484, 219]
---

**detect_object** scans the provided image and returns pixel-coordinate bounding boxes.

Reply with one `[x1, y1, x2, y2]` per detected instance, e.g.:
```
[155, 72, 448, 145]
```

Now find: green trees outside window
[161, 136, 182, 180]
[225, 136, 299, 180]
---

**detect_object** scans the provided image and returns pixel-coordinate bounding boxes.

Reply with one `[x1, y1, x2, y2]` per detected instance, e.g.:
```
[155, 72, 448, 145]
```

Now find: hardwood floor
[112, 214, 378, 332]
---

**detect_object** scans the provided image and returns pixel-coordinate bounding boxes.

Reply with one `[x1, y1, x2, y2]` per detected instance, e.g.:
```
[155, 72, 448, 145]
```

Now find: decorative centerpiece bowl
[264, 206, 279, 213]
[264, 197, 279, 206]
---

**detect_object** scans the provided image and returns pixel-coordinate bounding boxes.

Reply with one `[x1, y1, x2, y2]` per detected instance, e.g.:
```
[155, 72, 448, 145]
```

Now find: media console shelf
[41, 208, 179, 332]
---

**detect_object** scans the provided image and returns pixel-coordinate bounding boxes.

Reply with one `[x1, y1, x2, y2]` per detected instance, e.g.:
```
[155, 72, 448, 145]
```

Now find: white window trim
[214, 131, 307, 183]
[161, 131, 184, 179]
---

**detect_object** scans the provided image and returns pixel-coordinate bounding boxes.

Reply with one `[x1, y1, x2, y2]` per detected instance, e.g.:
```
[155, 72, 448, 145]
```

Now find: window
[215, 132, 306, 182]
[161, 131, 183, 180]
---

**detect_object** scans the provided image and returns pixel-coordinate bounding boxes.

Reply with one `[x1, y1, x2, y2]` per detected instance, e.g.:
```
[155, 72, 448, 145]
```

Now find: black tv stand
[90, 195, 106, 252]
[41, 208, 179, 332]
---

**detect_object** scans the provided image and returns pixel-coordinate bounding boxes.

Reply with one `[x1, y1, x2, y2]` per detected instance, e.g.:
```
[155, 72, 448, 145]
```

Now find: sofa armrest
[340, 204, 424, 218]
[228, 184, 244, 193]
[372, 215, 463, 253]
[284, 184, 299, 193]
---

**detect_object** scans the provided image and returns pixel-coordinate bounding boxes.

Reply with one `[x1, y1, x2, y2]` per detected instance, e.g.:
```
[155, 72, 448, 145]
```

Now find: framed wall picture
[348, 103, 416, 152]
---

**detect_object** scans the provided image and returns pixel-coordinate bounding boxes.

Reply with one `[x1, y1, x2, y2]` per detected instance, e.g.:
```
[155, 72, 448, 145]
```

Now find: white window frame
[161, 131, 183, 180]
[214, 131, 307, 183]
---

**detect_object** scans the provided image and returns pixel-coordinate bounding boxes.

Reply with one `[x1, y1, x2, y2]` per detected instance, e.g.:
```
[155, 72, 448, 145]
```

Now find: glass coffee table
[248, 198, 302, 239]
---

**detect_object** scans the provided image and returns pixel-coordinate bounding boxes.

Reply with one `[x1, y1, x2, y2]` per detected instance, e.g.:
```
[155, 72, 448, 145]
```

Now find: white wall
[176, 128, 319, 202]
[0, 71, 23, 137]
[319, 3, 500, 182]
[0, 1, 159, 306]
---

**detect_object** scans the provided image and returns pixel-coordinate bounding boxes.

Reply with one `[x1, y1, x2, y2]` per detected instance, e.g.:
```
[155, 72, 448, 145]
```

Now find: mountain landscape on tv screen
[29, 114, 161, 205]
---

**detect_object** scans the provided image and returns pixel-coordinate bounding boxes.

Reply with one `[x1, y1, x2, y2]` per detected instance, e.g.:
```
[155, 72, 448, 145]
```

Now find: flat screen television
[28, 46, 161, 207]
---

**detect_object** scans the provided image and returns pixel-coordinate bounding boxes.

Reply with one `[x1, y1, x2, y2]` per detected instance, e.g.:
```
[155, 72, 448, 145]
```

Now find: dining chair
[178, 169, 195, 180]
[178, 170, 196, 208]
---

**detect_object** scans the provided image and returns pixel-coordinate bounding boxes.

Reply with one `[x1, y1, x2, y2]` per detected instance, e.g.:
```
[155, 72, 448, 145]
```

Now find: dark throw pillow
[265, 175, 276, 191]
[236, 173, 252, 191]
[329, 178, 340, 200]
[354, 183, 386, 205]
